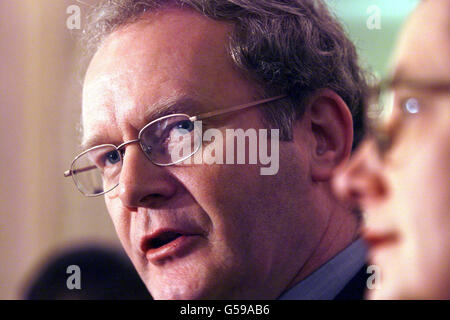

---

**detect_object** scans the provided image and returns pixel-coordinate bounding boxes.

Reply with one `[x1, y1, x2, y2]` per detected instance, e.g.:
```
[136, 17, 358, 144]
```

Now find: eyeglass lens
[71, 115, 201, 196]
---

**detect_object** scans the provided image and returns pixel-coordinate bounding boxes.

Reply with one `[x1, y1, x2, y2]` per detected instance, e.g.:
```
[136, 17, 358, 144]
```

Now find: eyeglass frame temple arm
[64, 165, 97, 177]
[191, 95, 287, 121]
[64, 139, 141, 178]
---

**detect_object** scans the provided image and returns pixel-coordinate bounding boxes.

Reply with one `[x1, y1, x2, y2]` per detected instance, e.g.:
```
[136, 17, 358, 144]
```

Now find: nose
[117, 143, 177, 209]
[333, 139, 388, 207]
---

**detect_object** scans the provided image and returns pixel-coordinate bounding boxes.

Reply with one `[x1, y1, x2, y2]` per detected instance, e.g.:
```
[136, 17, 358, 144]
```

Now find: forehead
[81, 8, 253, 147]
[391, 0, 450, 80]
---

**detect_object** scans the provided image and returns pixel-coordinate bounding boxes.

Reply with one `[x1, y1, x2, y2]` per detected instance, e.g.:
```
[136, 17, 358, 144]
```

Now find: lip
[140, 228, 203, 264]
[363, 229, 398, 251]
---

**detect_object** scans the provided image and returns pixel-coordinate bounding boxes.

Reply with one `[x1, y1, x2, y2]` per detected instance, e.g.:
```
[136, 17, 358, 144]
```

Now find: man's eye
[163, 120, 194, 140]
[155, 120, 195, 150]
[174, 120, 194, 132]
[376, 96, 422, 156]
[104, 150, 121, 165]
[402, 97, 421, 115]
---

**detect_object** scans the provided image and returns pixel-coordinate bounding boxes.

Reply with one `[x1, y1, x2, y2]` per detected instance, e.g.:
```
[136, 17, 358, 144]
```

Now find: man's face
[82, 9, 325, 299]
[334, 0, 450, 299]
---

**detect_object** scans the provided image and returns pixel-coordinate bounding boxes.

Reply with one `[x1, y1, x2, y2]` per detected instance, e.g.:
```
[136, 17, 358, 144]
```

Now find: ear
[307, 89, 353, 182]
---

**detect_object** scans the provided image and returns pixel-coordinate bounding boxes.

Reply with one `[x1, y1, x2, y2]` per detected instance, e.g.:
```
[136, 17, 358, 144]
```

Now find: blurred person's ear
[304, 89, 354, 182]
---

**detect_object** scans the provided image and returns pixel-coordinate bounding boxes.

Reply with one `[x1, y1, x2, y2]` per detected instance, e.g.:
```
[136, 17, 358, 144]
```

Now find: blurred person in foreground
[65, 0, 370, 299]
[333, 0, 450, 300]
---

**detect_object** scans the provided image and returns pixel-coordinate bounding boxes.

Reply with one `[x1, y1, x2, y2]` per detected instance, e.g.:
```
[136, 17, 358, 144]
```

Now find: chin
[366, 287, 399, 300]
[366, 278, 449, 300]
[148, 280, 218, 300]
[150, 289, 199, 300]
[365, 279, 413, 300]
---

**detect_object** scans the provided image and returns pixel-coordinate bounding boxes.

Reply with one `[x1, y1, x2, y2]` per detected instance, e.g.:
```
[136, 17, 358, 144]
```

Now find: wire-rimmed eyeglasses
[365, 77, 450, 156]
[64, 95, 287, 197]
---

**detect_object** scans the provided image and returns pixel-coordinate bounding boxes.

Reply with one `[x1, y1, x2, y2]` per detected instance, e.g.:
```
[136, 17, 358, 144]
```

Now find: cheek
[172, 143, 313, 259]
[400, 146, 449, 294]
[392, 123, 449, 228]
[386, 106, 449, 224]
[105, 195, 133, 251]
[381, 113, 450, 297]
[176, 163, 261, 239]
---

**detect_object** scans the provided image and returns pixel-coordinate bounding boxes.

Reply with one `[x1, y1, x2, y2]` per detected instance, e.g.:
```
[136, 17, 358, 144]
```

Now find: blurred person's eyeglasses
[64, 95, 286, 197]
[365, 77, 450, 156]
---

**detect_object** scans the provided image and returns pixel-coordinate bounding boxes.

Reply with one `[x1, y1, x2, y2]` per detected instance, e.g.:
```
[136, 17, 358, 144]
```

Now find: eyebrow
[388, 67, 406, 85]
[81, 95, 205, 150]
[385, 67, 450, 90]
[143, 95, 203, 123]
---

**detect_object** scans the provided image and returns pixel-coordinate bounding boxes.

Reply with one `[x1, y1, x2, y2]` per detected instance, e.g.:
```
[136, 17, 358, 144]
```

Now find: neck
[285, 196, 359, 292]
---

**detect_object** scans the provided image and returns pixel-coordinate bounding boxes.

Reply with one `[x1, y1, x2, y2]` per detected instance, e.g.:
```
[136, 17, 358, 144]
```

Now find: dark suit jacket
[334, 265, 369, 300]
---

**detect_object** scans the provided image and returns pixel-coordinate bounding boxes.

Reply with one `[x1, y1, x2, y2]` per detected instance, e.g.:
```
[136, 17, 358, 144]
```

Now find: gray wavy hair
[83, 0, 369, 147]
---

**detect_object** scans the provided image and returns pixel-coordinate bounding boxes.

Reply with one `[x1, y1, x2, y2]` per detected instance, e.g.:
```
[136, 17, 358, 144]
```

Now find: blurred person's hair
[82, 0, 370, 148]
[22, 245, 152, 300]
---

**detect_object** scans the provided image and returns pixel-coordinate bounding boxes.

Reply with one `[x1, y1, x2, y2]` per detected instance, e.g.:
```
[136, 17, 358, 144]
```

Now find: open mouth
[147, 231, 183, 250]
[141, 229, 193, 253]
[140, 228, 204, 262]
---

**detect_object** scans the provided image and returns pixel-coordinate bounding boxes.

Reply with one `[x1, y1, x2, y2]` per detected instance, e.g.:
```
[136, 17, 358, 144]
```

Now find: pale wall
[0, 0, 119, 299]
